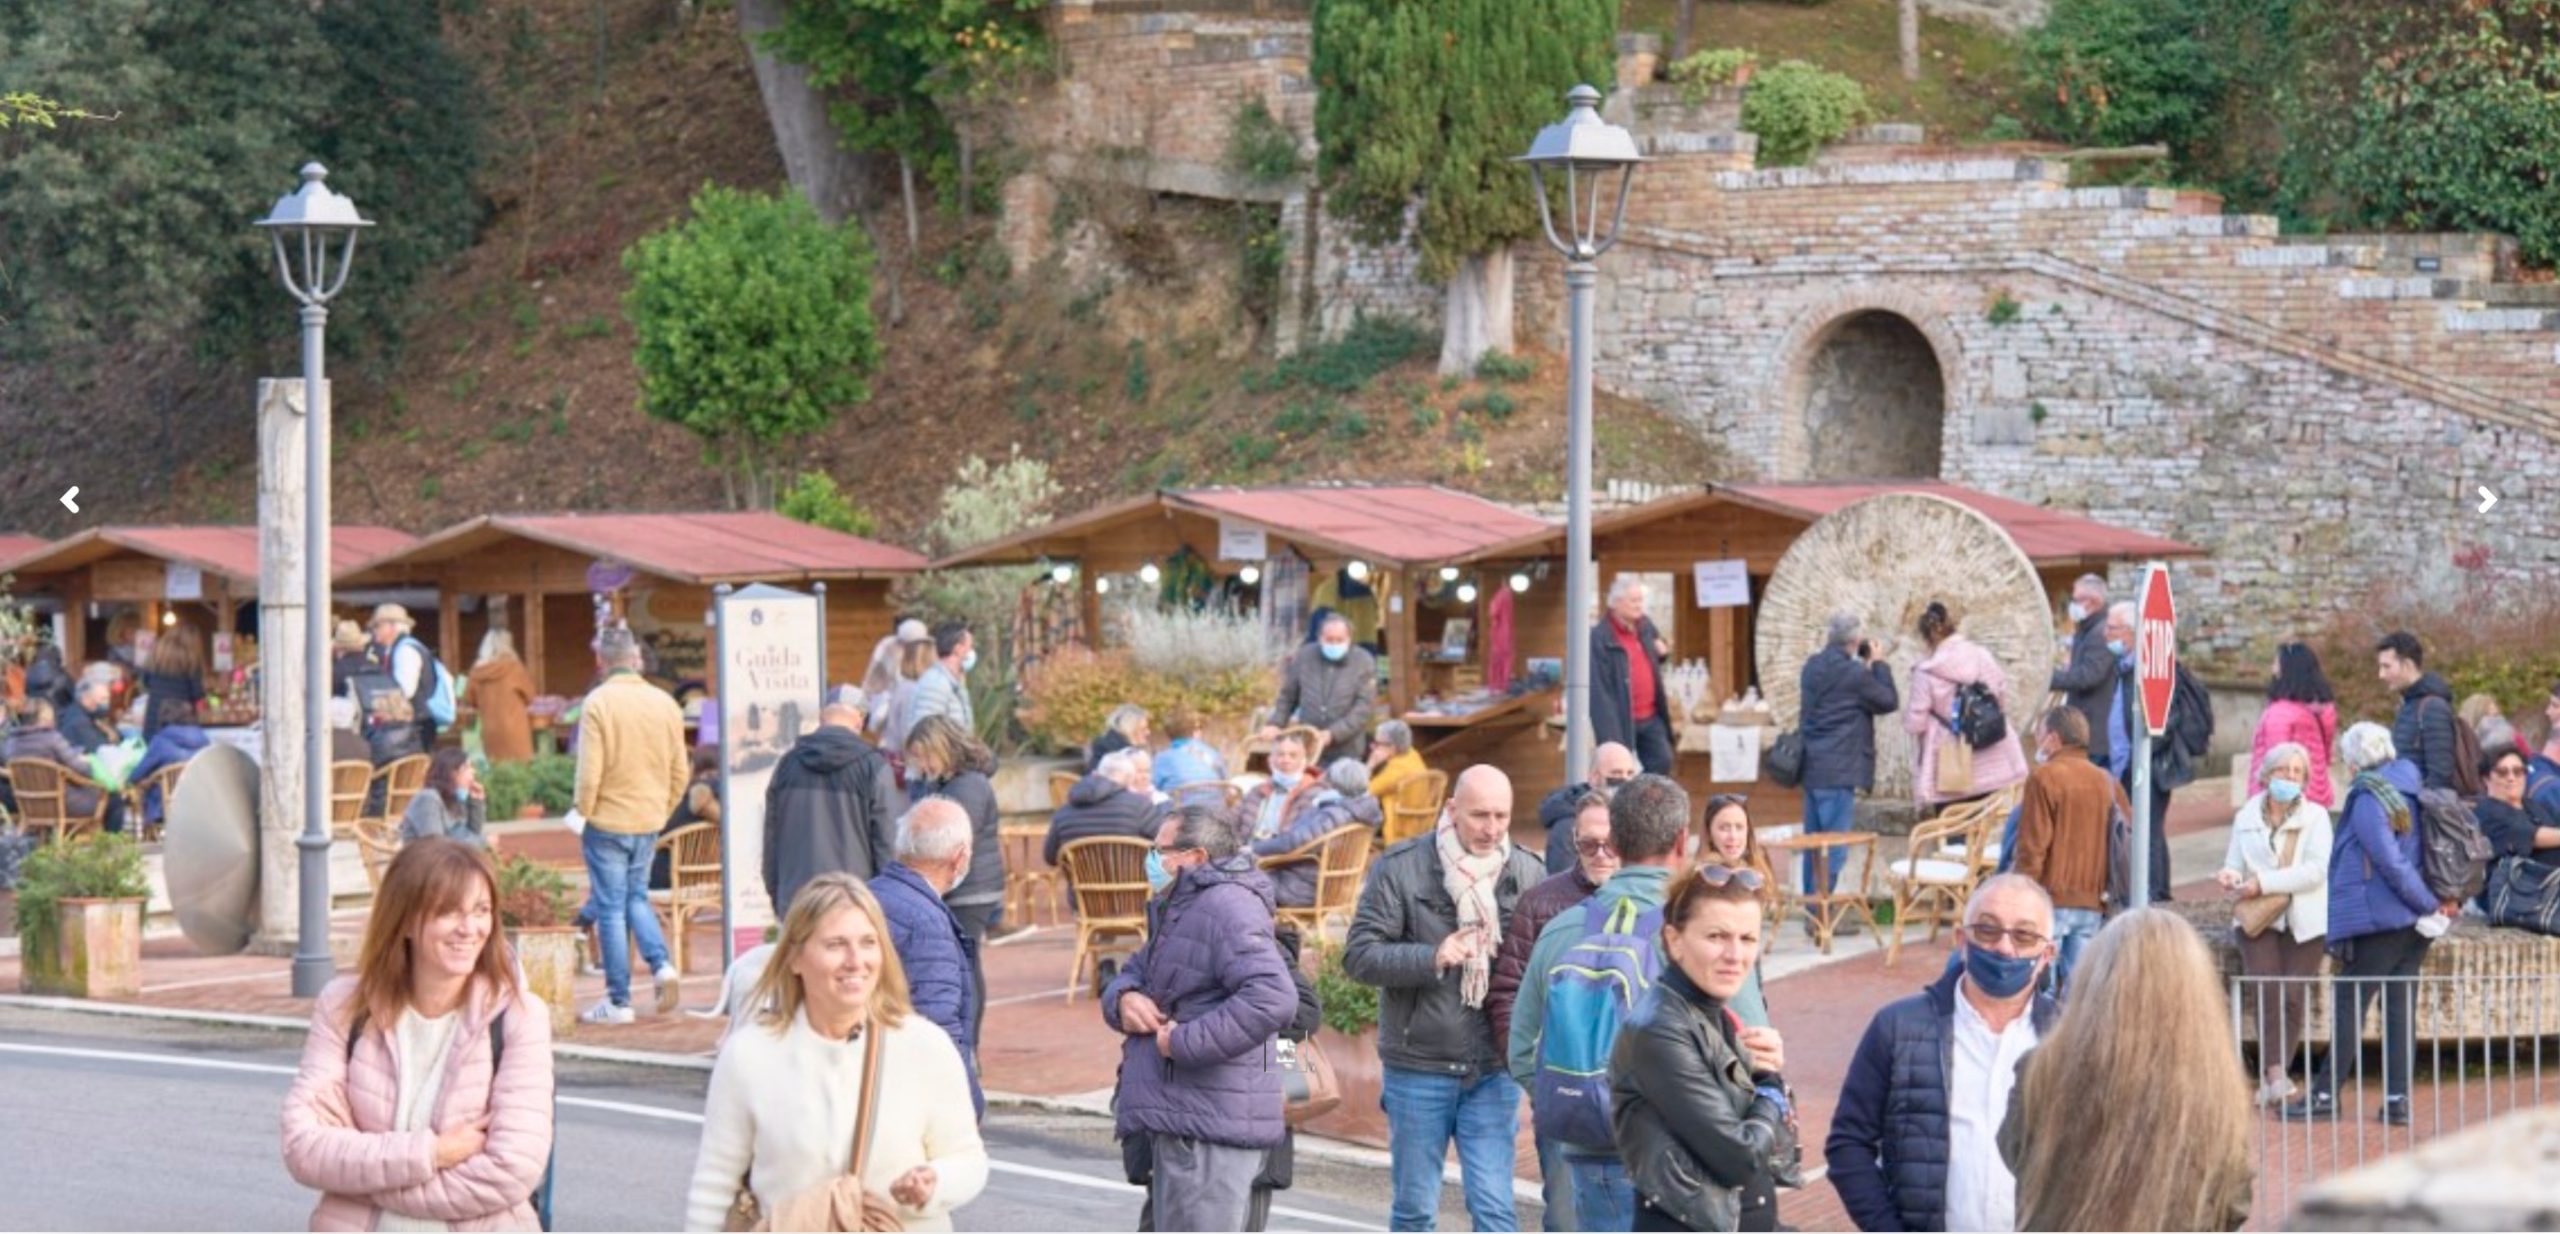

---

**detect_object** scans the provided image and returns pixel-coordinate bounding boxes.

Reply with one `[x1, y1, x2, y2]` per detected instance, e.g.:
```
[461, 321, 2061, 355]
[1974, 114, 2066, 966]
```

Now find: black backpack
[347, 1007, 556, 1230]
[2415, 786, 2493, 904]
[1950, 681, 2008, 750]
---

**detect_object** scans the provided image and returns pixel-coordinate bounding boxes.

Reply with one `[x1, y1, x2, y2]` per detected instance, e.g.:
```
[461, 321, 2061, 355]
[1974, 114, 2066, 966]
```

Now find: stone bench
[2170, 900, 2560, 1047]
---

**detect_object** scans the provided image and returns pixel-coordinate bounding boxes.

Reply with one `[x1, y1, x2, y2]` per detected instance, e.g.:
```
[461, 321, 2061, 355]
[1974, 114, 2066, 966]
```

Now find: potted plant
[15, 833, 150, 998]
[1306, 943, 1387, 1148]
[497, 852, 581, 1034]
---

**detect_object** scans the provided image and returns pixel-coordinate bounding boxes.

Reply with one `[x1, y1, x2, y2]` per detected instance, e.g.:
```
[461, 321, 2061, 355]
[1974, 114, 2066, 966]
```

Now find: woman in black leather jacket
[1610, 865, 1802, 1231]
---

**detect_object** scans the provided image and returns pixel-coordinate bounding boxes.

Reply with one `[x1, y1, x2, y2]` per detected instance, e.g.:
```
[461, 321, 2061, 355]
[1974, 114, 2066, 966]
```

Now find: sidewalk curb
[0, 992, 1543, 1204]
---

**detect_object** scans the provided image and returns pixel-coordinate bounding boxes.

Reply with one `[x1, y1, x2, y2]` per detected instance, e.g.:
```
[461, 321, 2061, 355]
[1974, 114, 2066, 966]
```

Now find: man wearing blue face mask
[1825, 874, 2060, 1233]
[2015, 706, 2128, 991]
[1259, 614, 1378, 764]
[2047, 574, 2115, 772]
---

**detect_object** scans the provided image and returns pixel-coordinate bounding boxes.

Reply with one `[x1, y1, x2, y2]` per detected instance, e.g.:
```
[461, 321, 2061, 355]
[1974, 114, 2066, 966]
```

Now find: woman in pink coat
[2248, 642, 2338, 808]
[1903, 602, 2031, 808]
[282, 838, 554, 1232]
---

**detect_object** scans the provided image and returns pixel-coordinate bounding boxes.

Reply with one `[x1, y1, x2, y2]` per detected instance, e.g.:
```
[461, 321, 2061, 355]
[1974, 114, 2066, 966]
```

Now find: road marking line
[0, 1042, 1380, 1231]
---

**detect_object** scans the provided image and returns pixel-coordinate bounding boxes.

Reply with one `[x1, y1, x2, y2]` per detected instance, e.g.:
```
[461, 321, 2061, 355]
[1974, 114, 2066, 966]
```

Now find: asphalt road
[0, 1006, 1392, 1233]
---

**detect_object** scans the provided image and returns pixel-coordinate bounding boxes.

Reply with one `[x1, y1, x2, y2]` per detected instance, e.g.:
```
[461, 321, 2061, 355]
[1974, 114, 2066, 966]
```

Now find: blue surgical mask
[2106, 638, 2129, 657]
[1964, 945, 2041, 1000]
[2268, 779, 2304, 804]
[960, 649, 978, 673]
[1269, 768, 1300, 790]
[2067, 601, 2088, 623]
[1145, 850, 1172, 894]
[1320, 641, 1348, 663]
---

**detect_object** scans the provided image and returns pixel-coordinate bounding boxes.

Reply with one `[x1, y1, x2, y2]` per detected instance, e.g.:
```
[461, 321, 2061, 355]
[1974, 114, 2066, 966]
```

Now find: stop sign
[2137, 564, 2177, 737]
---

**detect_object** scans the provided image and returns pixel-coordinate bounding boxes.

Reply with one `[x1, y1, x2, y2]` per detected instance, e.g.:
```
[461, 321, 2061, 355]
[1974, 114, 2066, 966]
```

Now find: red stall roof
[0, 525, 420, 586]
[1455, 480, 2202, 567]
[340, 511, 928, 587]
[0, 534, 48, 563]
[935, 485, 1550, 571]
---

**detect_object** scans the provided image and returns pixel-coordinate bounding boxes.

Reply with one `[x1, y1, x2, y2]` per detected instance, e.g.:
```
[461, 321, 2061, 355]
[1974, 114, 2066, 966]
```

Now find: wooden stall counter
[1402, 688, 1554, 766]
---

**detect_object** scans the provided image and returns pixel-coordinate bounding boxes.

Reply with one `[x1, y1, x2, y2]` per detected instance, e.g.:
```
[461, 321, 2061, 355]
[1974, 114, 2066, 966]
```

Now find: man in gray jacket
[1258, 613, 1377, 762]
[909, 620, 977, 735]
[1345, 764, 1546, 1232]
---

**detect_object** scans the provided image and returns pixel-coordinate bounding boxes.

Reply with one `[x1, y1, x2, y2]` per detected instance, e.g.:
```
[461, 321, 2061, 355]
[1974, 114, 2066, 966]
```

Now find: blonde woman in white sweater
[683, 873, 987, 1231]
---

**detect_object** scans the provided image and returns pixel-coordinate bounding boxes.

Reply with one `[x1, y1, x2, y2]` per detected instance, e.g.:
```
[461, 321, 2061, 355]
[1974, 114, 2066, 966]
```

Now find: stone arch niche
[1773, 302, 1956, 480]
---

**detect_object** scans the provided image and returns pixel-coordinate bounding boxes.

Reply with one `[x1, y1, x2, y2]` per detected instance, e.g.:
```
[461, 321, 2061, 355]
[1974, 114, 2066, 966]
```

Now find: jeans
[582, 826, 670, 1007]
[1380, 1067, 1521, 1232]
[1996, 805, 2022, 873]
[950, 899, 1000, 1040]
[1802, 788, 1856, 894]
[2052, 907, 2103, 995]
[1631, 714, 1677, 778]
[2310, 926, 2432, 1104]
[1566, 1154, 1635, 1232]
[1535, 1136, 1580, 1232]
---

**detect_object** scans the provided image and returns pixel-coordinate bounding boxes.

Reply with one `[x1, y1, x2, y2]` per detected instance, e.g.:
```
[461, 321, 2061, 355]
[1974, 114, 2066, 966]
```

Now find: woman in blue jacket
[2281, 722, 2457, 1126]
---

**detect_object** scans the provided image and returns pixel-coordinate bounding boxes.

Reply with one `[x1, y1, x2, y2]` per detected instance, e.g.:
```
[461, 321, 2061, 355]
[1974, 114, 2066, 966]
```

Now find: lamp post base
[289, 826, 335, 998]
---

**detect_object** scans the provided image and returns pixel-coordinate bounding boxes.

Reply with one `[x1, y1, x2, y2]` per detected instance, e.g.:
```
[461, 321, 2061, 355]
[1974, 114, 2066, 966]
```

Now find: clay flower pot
[22, 897, 143, 998]
[517, 804, 549, 821]
[510, 926, 582, 1035]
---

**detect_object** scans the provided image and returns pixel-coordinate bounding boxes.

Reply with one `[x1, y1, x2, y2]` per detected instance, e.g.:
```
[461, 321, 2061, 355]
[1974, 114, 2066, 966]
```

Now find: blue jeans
[1802, 788, 1856, 894]
[1995, 805, 2023, 874]
[1566, 1154, 1635, 1232]
[1535, 1135, 1579, 1232]
[582, 826, 670, 1007]
[2053, 907, 2103, 995]
[1380, 1066, 1521, 1232]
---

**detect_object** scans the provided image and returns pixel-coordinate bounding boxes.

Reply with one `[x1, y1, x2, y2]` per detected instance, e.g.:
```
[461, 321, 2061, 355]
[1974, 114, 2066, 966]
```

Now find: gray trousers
[1149, 1134, 1262, 1233]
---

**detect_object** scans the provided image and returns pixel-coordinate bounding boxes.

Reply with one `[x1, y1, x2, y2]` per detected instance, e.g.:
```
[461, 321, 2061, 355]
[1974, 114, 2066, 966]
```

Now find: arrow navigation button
[2479, 485, 2499, 515]
[59, 486, 78, 514]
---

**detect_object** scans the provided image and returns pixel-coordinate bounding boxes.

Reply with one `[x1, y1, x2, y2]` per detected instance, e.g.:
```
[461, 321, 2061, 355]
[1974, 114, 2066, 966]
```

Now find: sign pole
[2129, 727, 2153, 910]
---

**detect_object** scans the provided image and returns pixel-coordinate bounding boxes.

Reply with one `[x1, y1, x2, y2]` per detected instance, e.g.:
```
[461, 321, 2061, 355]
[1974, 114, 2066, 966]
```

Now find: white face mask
[2066, 601, 2089, 623]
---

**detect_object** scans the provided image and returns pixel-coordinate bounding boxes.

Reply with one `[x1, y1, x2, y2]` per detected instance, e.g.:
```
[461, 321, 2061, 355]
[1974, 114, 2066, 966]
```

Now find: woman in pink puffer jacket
[1903, 602, 2032, 808]
[282, 838, 554, 1232]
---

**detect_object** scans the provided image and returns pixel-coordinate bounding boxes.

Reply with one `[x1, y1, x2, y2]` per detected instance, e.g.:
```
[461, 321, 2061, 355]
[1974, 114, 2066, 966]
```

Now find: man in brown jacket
[2013, 706, 2126, 993]
[574, 627, 691, 1024]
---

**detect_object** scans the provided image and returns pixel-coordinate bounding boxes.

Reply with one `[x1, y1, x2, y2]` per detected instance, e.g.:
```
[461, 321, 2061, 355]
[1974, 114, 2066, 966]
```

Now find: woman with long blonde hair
[683, 872, 987, 1231]
[281, 838, 554, 1231]
[468, 628, 538, 765]
[2000, 908, 2254, 1231]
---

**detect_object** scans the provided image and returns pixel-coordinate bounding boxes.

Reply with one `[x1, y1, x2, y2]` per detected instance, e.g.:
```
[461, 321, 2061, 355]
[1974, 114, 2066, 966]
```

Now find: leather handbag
[1278, 1035, 1341, 1127]
[727, 1022, 900, 1232]
[1934, 734, 1975, 797]
[2234, 828, 2300, 939]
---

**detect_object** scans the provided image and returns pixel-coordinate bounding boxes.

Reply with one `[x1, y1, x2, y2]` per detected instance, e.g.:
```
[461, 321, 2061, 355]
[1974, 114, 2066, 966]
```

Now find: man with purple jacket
[1104, 803, 1298, 1231]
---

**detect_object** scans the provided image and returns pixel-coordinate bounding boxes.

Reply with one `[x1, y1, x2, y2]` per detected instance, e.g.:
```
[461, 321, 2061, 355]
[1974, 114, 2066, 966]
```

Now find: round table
[1763, 830, 1880, 955]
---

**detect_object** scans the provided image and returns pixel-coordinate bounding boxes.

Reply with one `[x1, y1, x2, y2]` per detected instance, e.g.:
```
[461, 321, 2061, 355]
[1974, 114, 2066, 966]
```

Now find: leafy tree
[1742, 61, 1870, 167]
[0, 90, 101, 130]
[910, 449, 1061, 748]
[622, 184, 880, 509]
[777, 470, 878, 537]
[2024, 0, 2227, 156]
[1313, 0, 1616, 374]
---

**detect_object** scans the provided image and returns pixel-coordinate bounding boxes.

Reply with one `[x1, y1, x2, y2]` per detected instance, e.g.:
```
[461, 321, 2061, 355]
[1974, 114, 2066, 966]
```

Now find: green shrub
[14, 833, 150, 974]
[1312, 943, 1379, 1036]
[495, 852, 576, 930]
[1473, 350, 1535, 384]
[2024, 0, 2227, 154]
[1667, 48, 1759, 103]
[1017, 646, 1270, 756]
[1243, 314, 1433, 395]
[778, 471, 878, 537]
[1460, 389, 1518, 421]
[2311, 551, 2560, 736]
[1742, 61, 1870, 167]
[1987, 294, 2022, 326]
[484, 753, 578, 820]
[1222, 97, 1304, 186]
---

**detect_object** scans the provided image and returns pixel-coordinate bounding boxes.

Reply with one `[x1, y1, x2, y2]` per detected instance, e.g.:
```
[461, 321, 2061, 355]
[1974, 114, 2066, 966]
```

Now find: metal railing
[2229, 973, 2555, 1223]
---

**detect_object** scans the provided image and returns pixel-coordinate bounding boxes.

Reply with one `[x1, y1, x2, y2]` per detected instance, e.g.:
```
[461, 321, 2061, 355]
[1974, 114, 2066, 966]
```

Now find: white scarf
[1435, 819, 1509, 1008]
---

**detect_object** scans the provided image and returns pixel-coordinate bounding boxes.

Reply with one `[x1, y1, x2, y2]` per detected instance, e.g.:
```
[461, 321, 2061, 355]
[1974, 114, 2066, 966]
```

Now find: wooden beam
[440, 588, 462, 671]
[1389, 570, 1419, 715]
[524, 591, 546, 696]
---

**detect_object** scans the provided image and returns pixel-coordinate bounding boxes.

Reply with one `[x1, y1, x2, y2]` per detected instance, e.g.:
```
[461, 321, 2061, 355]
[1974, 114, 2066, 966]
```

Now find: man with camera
[1797, 612, 1899, 897]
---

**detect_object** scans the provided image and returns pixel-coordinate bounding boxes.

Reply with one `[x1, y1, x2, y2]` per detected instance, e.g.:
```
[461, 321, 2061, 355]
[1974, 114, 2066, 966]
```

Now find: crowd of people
[256, 567, 2560, 1234]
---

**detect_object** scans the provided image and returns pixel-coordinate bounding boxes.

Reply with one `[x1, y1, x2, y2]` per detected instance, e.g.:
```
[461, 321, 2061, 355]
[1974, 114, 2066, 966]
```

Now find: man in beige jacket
[576, 627, 690, 1024]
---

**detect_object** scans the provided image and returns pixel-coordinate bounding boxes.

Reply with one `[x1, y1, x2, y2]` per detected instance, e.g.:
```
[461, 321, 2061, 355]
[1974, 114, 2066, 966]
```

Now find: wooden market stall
[1444, 481, 2206, 818]
[335, 512, 929, 699]
[929, 484, 1557, 750]
[0, 525, 420, 707]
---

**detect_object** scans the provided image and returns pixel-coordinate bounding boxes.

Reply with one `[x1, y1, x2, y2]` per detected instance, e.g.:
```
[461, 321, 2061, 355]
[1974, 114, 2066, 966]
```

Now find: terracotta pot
[517, 804, 548, 821]
[510, 926, 581, 1035]
[21, 897, 143, 998]
[1302, 1025, 1385, 1148]
[1734, 62, 1756, 88]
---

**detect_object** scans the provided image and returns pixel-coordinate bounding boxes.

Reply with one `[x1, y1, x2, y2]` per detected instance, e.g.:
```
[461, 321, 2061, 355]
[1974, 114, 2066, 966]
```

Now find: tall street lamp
[257, 163, 369, 998]
[1518, 84, 1640, 788]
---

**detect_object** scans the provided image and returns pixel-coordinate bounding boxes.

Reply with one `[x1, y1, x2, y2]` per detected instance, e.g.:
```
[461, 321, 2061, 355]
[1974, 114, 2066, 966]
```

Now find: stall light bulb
[1051, 564, 1075, 585]
[1096, 577, 1112, 595]
[1439, 566, 1460, 582]
[1139, 562, 1162, 585]
[1509, 572, 1531, 593]
[1239, 565, 1262, 586]
[1346, 560, 1371, 583]
[1456, 583, 1479, 604]
[161, 611, 177, 626]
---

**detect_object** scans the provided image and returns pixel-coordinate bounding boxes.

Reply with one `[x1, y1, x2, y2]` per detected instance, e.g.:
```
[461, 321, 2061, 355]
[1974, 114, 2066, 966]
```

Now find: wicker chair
[1382, 769, 1449, 846]
[1057, 836, 1152, 1002]
[8, 759, 109, 843]
[1000, 819, 1064, 930]
[651, 822, 723, 975]
[353, 815, 402, 891]
[1047, 769, 1083, 810]
[127, 761, 189, 841]
[1259, 824, 1374, 938]
[328, 761, 376, 842]
[371, 755, 431, 830]
[1882, 786, 2019, 965]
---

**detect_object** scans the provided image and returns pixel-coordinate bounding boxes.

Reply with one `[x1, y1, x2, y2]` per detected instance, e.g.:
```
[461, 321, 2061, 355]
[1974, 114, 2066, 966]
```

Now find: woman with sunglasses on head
[1609, 863, 1800, 1232]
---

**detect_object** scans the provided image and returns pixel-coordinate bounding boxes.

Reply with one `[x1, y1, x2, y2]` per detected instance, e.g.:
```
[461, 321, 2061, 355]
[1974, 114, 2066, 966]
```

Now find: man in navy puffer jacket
[870, 798, 983, 1118]
[1104, 804, 1296, 1232]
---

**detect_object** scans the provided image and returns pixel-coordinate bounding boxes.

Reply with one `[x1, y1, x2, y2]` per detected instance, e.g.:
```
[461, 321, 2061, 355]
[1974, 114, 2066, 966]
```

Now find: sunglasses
[1964, 921, 2050, 951]
[1690, 864, 1765, 891]
[1574, 838, 1619, 859]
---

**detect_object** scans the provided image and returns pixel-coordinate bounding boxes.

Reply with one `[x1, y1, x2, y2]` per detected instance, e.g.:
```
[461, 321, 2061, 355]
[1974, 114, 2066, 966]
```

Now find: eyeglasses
[1153, 842, 1202, 856]
[1692, 864, 1765, 891]
[1574, 838, 1618, 859]
[1964, 921, 2050, 951]
[2490, 764, 2528, 780]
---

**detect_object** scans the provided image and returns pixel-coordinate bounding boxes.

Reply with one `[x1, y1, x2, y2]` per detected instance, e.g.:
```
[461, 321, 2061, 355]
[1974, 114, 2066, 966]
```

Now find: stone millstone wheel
[1758, 492, 2053, 802]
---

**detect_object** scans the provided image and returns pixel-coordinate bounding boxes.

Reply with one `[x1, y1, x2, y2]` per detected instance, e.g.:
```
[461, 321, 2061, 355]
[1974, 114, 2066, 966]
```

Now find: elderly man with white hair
[872, 797, 985, 1118]
[1592, 575, 1677, 775]
[1797, 609, 1899, 895]
[1043, 747, 1165, 866]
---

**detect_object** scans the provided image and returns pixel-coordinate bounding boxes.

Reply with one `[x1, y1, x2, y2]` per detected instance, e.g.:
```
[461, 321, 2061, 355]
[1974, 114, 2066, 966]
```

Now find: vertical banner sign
[715, 583, 826, 966]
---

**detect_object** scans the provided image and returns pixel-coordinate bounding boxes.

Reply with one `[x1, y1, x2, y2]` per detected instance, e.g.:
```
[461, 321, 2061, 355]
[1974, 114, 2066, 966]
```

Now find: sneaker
[2380, 1096, 2411, 1126]
[579, 999, 635, 1026]
[654, 964, 683, 1014]
[2277, 1090, 2336, 1122]
[2255, 1074, 2298, 1107]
